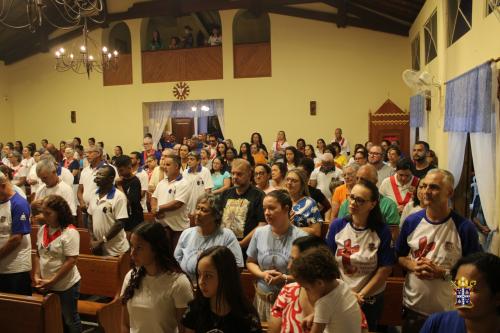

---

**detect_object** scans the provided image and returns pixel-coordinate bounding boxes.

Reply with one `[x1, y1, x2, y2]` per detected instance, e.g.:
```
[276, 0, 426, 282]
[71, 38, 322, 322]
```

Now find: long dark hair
[122, 223, 185, 304]
[238, 142, 255, 166]
[250, 132, 267, 153]
[211, 156, 227, 174]
[285, 146, 301, 168]
[42, 195, 74, 229]
[194, 246, 259, 323]
[216, 141, 228, 157]
[348, 179, 385, 231]
[304, 144, 316, 159]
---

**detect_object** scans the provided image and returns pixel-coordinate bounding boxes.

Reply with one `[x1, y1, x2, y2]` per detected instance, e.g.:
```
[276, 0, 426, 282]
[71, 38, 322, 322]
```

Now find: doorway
[171, 118, 195, 142]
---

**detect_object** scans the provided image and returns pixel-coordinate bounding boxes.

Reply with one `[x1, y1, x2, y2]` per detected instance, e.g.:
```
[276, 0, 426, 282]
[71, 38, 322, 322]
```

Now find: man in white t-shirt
[87, 165, 129, 256]
[396, 169, 480, 333]
[130, 151, 149, 212]
[332, 128, 351, 156]
[0, 171, 32, 295]
[182, 152, 213, 215]
[35, 159, 77, 216]
[310, 153, 343, 200]
[148, 149, 169, 193]
[151, 154, 191, 250]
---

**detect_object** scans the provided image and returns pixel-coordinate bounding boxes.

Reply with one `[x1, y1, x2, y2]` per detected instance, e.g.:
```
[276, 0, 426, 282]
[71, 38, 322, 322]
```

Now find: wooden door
[171, 118, 194, 142]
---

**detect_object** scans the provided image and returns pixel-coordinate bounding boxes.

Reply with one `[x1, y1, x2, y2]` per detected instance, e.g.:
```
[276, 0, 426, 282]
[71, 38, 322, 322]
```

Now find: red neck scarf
[42, 224, 76, 248]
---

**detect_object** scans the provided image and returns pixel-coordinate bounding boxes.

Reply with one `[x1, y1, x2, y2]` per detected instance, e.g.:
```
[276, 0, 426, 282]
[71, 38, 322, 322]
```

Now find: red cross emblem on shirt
[336, 239, 360, 274]
[413, 236, 436, 259]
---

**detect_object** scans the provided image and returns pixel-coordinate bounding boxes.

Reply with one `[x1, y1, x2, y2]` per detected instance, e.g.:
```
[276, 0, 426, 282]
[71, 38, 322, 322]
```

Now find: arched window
[233, 10, 271, 78]
[102, 22, 132, 86]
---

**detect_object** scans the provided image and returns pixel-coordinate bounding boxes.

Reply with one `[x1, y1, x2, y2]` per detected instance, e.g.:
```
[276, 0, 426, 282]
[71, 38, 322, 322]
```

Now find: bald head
[356, 164, 378, 185]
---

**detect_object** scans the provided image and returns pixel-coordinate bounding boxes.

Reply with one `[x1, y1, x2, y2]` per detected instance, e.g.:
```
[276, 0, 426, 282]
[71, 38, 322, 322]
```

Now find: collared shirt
[35, 180, 77, 216]
[87, 187, 129, 256]
[182, 166, 214, 214]
[79, 160, 109, 205]
[152, 175, 190, 231]
[338, 194, 400, 225]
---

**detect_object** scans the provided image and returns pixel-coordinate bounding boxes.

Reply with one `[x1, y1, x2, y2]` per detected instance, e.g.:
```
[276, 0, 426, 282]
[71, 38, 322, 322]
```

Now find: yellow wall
[4, 10, 410, 153]
[410, 1, 500, 254]
[0, 62, 13, 141]
[409, 0, 500, 168]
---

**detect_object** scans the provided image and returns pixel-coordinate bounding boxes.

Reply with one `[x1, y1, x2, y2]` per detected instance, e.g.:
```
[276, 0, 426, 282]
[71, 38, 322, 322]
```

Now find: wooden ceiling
[0, 0, 425, 65]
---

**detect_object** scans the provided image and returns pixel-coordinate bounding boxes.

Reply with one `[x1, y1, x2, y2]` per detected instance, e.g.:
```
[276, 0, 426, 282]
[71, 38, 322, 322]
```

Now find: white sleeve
[172, 274, 194, 308]
[313, 296, 332, 324]
[139, 172, 148, 191]
[174, 181, 190, 204]
[310, 168, 320, 181]
[202, 168, 213, 190]
[62, 228, 80, 256]
[120, 270, 132, 296]
[378, 178, 391, 197]
[113, 193, 129, 220]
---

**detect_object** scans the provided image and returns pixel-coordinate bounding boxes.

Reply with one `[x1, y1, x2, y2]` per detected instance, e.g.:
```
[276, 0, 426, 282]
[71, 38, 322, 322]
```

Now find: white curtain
[214, 99, 224, 137]
[447, 131, 468, 189]
[148, 102, 172, 149]
[470, 122, 496, 236]
[419, 110, 428, 142]
[471, 63, 498, 254]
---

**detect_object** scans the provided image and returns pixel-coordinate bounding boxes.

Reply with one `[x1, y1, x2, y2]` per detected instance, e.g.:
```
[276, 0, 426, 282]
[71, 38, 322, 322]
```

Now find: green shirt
[337, 194, 400, 225]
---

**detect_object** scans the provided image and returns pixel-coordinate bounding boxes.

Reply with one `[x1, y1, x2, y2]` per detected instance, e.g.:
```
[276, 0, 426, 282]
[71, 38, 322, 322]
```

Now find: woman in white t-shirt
[121, 222, 193, 333]
[33, 194, 81, 333]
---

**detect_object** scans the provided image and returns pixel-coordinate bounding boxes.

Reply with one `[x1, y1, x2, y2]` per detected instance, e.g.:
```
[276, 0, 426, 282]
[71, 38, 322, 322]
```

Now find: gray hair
[36, 158, 57, 175]
[11, 151, 22, 162]
[65, 147, 74, 155]
[196, 193, 222, 226]
[426, 168, 455, 189]
[344, 163, 360, 174]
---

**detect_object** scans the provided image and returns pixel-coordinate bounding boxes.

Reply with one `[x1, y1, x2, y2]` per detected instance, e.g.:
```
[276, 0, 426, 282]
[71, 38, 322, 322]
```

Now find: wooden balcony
[234, 42, 271, 78]
[103, 54, 133, 86]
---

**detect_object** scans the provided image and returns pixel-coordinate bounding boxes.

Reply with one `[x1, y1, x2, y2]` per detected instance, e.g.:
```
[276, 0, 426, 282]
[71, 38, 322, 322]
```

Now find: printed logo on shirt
[368, 243, 376, 251]
[412, 236, 435, 259]
[336, 239, 360, 275]
[452, 276, 476, 309]
[0, 216, 5, 222]
[20, 213, 27, 221]
[444, 241, 454, 252]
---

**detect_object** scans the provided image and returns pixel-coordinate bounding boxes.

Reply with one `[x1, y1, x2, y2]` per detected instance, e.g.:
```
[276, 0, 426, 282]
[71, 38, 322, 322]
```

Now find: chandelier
[54, 17, 119, 78]
[0, 0, 105, 32]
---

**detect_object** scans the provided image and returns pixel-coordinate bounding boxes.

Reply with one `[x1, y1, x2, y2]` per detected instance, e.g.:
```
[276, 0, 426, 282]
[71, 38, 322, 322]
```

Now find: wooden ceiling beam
[268, 6, 408, 36]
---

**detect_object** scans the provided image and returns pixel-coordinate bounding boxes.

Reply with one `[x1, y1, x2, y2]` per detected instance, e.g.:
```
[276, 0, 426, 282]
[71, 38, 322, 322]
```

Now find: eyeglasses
[254, 172, 266, 176]
[349, 194, 369, 205]
[368, 152, 382, 156]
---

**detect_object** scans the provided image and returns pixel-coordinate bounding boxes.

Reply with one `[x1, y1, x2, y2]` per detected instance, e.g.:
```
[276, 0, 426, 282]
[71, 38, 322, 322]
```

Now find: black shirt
[121, 176, 144, 231]
[182, 299, 262, 333]
[218, 185, 265, 239]
[412, 163, 435, 180]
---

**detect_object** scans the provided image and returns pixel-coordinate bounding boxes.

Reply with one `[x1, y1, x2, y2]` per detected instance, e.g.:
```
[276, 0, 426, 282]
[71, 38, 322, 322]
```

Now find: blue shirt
[291, 196, 323, 228]
[247, 225, 307, 294]
[174, 227, 243, 283]
[211, 171, 230, 191]
[420, 311, 466, 333]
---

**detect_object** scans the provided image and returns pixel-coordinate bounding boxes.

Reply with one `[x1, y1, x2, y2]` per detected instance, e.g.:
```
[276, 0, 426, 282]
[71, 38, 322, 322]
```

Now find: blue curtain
[409, 95, 425, 128]
[444, 62, 493, 133]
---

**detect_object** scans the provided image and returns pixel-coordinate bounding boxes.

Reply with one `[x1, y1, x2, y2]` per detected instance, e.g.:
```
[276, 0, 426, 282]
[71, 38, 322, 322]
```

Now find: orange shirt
[332, 183, 349, 205]
[253, 152, 267, 165]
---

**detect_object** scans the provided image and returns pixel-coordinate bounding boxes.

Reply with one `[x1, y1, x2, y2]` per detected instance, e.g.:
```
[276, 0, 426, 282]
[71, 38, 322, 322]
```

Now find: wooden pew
[77, 253, 130, 333]
[378, 277, 405, 326]
[0, 292, 63, 333]
[31, 225, 92, 255]
[321, 222, 330, 239]
[143, 212, 155, 223]
[240, 270, 257, 303]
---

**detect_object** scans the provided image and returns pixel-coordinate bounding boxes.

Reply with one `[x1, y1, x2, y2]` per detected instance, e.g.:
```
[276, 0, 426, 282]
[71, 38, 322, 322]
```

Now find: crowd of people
[149, 25, 222, 51]
[0, 128, 497, 333]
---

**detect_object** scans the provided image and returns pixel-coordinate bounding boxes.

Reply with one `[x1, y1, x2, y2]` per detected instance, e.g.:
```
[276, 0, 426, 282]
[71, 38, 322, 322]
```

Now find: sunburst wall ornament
[173, 82, 190, 100]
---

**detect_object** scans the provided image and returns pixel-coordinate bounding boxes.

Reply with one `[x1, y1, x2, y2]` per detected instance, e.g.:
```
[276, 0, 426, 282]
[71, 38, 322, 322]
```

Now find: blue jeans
[361, 292, 384, 332]
[54, 281, 82, 333]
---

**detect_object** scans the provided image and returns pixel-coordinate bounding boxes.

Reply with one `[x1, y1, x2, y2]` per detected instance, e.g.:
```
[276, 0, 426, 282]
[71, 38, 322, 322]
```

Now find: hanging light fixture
[54, 16, 118, 78]
[0, 0, 105, 32]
